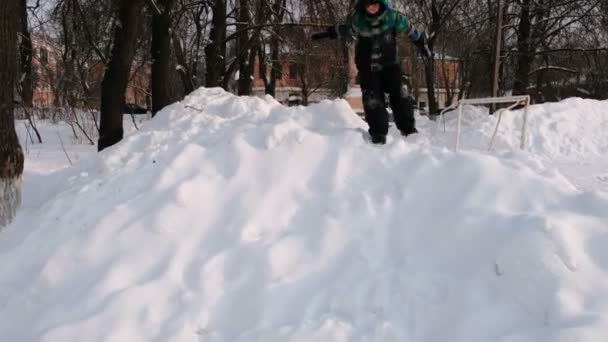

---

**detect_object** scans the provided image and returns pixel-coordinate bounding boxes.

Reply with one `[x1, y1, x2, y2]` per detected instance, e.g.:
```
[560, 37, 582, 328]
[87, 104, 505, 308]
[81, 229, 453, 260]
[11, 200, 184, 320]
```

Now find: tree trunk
[264, 0, 286, 97]
[236, 0, 251, 95]
[258, 47, 269, 91]
[98, 0, 143, 152]
[424, 1, 441, 118]
[18, 0, 33, 108]
[151, 0, 178, 116]
[0, 0, 25, 228]
[267, 36, 281, 97]
[299, 61, 309, 106]
[458, 59, 466, 100]
[243, 43, 258, 95]
[514, 0, 532, 95]
[491, 0, 504, 112]
[172, 31, 195, 95]
[205, 0, 226, 88]
[424, 58, 438, 116]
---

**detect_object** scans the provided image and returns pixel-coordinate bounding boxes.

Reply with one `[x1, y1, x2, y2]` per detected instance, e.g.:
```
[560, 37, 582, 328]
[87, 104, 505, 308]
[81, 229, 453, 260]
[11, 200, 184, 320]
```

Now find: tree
[98, 0, 144, 151]
[151, 0, 180, 115]
[247, 0, 290, 97]
[491, 0, 504, 105]
[52, 0, 116, 109]
[205, 0, 227, 87]
[511, 0, 603, 95]
[18, 0, 33, 108]
[407, 0, 466, 117]
[0, 0, 25, 228]
[236, 0, 253, 95]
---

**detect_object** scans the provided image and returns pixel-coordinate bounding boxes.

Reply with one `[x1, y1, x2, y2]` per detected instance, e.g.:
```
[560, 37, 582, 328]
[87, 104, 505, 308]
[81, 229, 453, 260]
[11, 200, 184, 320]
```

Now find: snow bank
[2, 88, 608, 342]
[433, 98, 608, 160]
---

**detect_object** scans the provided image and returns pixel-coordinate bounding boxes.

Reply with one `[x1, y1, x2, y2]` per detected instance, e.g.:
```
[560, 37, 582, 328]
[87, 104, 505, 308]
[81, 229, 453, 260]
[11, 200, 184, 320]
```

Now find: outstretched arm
[391, 11, 432, 59]
[391, 11, 422, 42]
[311, 9, 359, 41]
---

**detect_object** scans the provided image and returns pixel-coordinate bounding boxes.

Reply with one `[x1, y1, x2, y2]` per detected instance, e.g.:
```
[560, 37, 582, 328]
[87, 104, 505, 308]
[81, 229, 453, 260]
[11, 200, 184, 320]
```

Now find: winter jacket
[336, 0, 422, 71]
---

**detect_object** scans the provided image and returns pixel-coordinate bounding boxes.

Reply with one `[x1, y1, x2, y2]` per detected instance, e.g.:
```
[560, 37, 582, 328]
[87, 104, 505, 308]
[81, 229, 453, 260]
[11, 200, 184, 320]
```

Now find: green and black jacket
[336, 0, 422, 71]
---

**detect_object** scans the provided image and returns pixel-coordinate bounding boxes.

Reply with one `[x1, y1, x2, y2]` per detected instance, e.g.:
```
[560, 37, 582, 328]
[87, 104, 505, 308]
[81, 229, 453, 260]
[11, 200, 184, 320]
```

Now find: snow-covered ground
[1, 88, 608, 342]
[15, 115, 148, 210]
[433, 98, 608, 193]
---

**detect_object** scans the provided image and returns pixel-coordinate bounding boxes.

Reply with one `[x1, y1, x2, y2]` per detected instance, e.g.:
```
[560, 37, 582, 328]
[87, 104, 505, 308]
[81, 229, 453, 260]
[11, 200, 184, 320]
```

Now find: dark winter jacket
[337, 0, 422, 71]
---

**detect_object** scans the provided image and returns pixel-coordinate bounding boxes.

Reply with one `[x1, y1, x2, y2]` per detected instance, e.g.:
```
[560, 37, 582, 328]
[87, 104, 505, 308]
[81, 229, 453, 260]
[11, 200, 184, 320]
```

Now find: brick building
[252, 41, 460, 113]
[28, 34, 149, 111]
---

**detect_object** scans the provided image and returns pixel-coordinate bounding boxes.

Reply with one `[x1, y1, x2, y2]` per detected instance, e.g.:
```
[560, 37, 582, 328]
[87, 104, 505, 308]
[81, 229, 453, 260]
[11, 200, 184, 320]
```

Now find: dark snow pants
[359, 64, 416, 136]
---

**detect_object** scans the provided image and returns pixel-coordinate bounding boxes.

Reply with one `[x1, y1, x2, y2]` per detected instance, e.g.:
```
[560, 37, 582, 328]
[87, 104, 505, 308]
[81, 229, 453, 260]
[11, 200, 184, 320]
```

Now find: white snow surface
[441, 98, 608, 159]
[2, 88, 608, 342]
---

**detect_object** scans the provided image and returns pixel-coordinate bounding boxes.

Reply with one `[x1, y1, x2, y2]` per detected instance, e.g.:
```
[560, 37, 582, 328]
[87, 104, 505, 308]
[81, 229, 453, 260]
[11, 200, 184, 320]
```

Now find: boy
[312, 0, 430, 144]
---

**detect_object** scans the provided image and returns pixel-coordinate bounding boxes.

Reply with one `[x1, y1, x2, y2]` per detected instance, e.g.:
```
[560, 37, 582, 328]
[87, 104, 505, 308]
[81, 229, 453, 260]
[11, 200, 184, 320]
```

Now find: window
[39, 47, 48, 66]
[419, 101, 426, 109]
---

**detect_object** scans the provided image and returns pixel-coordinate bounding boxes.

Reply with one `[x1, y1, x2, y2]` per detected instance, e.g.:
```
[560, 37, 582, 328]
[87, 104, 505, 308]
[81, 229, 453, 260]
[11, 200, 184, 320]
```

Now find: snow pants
[359, 64, 416, 136]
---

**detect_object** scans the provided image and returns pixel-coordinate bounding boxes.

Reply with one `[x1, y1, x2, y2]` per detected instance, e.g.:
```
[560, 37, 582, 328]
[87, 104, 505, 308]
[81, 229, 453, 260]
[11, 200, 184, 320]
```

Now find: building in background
[28, 34, 149, 111]
[30, 35, 59, 108]
[252, 38, 460, 114]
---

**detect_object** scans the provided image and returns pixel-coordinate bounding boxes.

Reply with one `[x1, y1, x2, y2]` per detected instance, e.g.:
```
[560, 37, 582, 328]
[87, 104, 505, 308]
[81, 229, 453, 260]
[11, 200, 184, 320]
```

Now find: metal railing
[439, 95, 531, 151]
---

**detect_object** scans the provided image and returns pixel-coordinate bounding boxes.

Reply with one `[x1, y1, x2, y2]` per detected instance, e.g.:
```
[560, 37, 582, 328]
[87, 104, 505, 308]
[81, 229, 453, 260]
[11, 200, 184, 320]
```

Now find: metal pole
[456, 103, 463, 150]
[521, 97, 530, 150]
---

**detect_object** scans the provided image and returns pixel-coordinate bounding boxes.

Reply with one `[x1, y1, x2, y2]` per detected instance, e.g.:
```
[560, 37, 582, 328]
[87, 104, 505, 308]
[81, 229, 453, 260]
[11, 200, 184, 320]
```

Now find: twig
[56, 132, 73, 166]
[146, 0, 162, 15]
[68, 120, 79, 141]
[185, 104, 204, 111]
[130, 112, 139, 130]
[73, 0, 107, 64]
[20, 104, 42, 143]
[22, 121, 31, 153]
[89, 110, 100, 133]
[23, 121, 34, 145]
[69, 107, 95, 145]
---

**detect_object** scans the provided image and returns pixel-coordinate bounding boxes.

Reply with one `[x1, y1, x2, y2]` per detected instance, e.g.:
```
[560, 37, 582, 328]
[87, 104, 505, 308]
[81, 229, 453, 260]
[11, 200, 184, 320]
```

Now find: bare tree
[151, 0, 180, 115]
[45, 0, 118, 111]
[205, 0, 227, 87]
[236, 0, 253, 95]
[98, 0, 145, 151]
[18, 0, 34, 108]
[172, 0, 209, 89]
[491, 0, 503, 105]
[407, 0, 466, 117]
[0, 0, 25, 228]
[511, 0, 603, 95]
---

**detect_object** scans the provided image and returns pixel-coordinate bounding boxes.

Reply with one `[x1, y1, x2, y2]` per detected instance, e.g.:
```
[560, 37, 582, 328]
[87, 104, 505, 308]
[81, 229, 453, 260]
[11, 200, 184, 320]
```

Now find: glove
[414, 33, 432, 59]
[311, 25, 337, 41]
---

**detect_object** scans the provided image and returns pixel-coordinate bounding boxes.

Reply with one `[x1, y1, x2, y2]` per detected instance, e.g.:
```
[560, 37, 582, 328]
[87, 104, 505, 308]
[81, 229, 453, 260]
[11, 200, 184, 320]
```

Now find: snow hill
[2, 88, 608, 342]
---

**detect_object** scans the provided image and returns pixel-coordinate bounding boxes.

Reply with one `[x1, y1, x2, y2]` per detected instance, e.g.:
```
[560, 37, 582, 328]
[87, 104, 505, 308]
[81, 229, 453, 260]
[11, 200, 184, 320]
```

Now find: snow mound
[433, 98, 608, 159]
[2, 88, 608, 342]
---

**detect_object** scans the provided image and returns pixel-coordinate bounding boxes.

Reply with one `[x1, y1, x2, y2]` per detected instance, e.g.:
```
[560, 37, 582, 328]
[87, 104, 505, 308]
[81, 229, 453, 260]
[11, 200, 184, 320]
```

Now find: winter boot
[370, 134, 387, 144]
[400, 127, 418, 137]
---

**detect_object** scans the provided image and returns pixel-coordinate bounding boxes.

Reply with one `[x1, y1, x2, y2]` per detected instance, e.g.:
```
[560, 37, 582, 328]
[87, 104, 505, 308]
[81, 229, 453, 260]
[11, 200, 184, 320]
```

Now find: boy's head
[357, 0, 388, 16]
[364, 1, 381, 15]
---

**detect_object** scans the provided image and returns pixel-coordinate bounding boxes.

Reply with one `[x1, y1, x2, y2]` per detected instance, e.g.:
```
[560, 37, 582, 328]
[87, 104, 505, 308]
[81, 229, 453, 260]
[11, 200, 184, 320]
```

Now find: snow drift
[2, 88, 608, 342]
[433, 97, 608, 159]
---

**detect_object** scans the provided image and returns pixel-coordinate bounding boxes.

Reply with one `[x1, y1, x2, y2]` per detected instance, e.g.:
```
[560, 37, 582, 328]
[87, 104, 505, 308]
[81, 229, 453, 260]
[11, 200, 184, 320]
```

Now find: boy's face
[365, 2, 381, 14]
